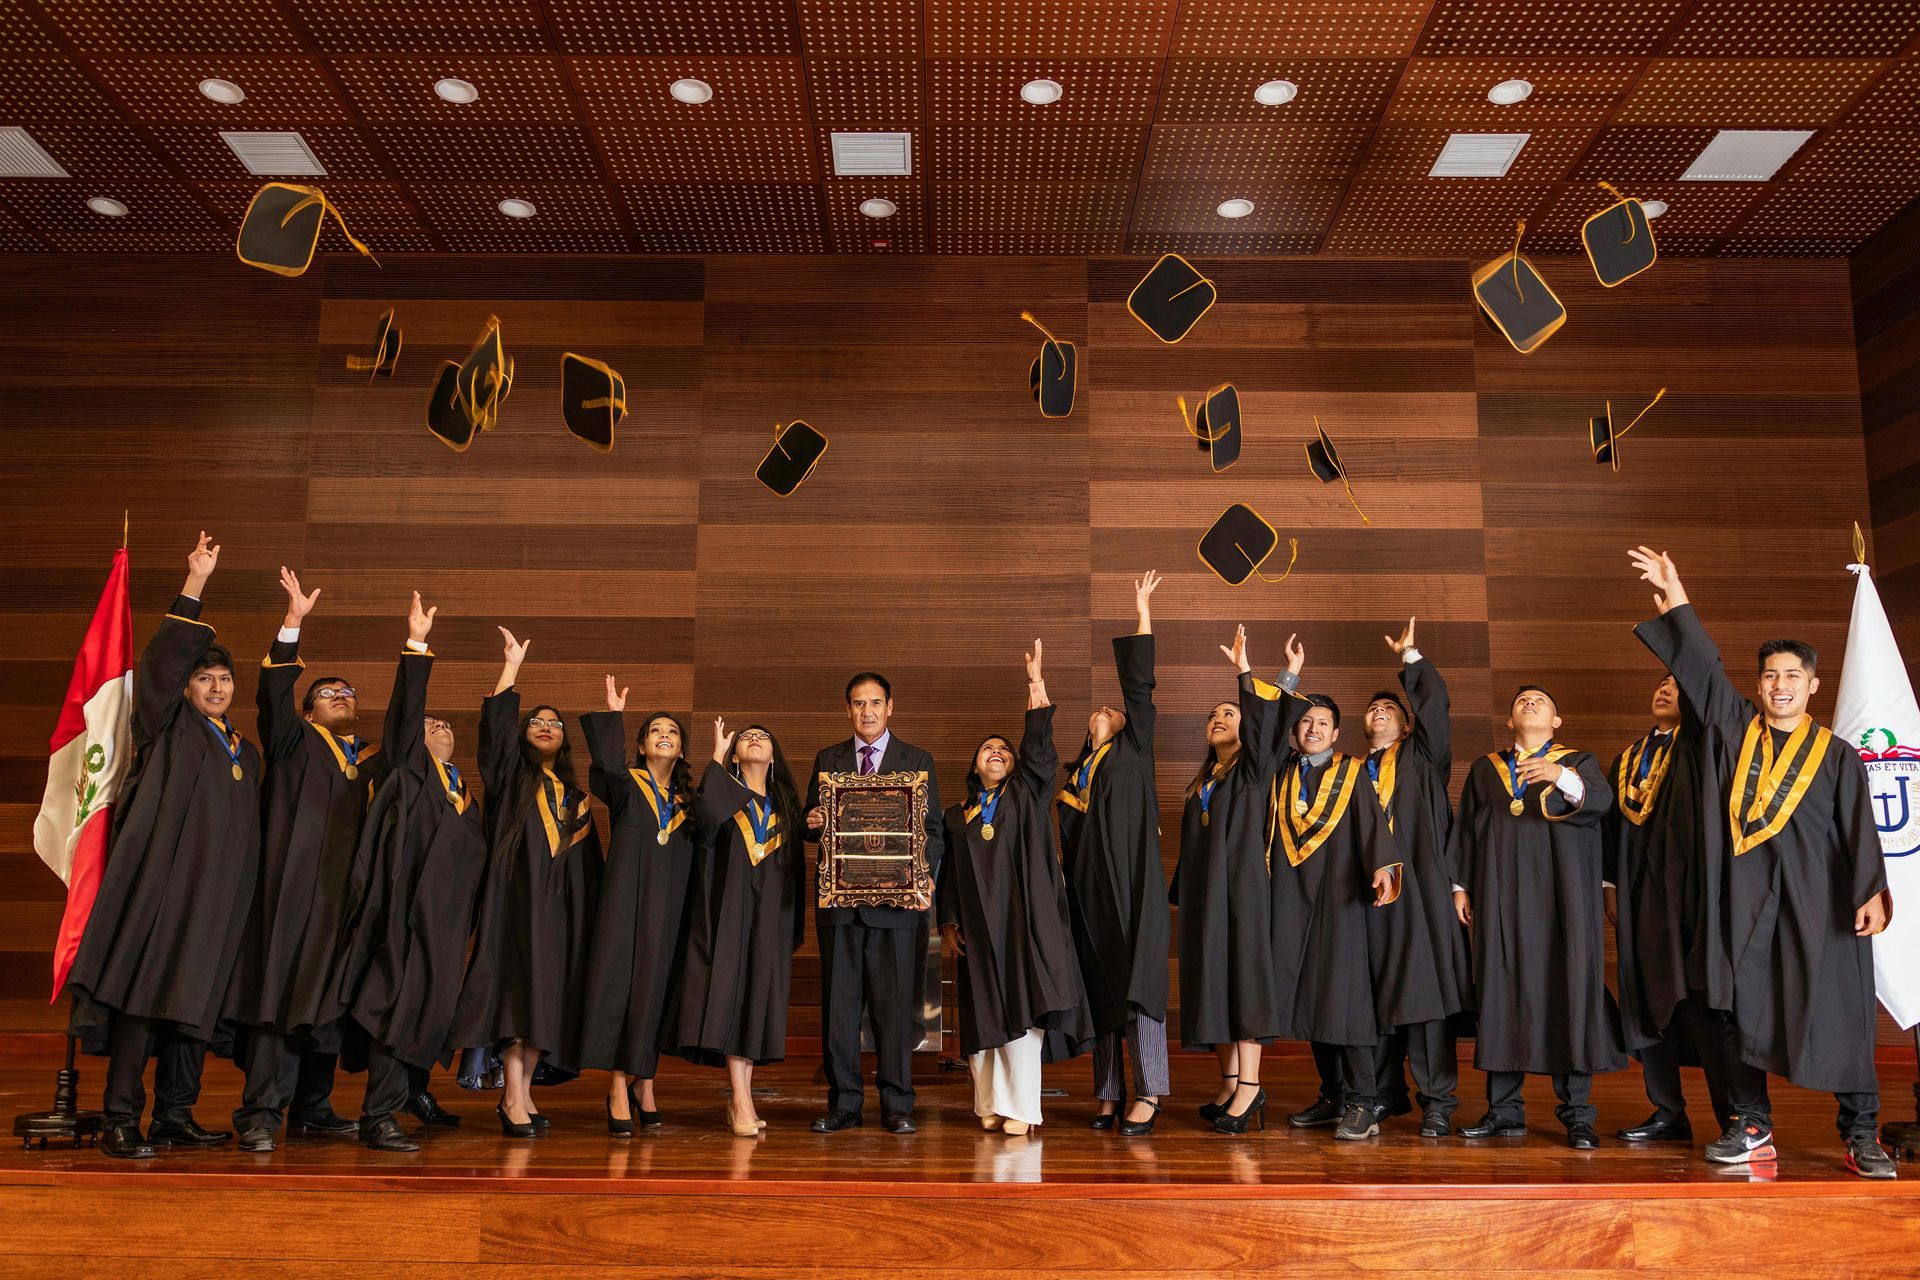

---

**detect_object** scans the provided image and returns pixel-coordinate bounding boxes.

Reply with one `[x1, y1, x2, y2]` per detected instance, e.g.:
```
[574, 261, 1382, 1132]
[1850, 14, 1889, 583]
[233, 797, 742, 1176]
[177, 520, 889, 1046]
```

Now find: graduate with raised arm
[939, 639, 1090, 1136]
[1059, 572, 1172, 1136]
[66, 532, 261, 1160]
[1448, 686, 1623, 1149]
[1172, 625, 1305, 1135]
[1629, 546, 1896, 1179]
[227, 567, 394, 1152]
[330, 593, 486, 1152]
[576, 680, 696, 1133]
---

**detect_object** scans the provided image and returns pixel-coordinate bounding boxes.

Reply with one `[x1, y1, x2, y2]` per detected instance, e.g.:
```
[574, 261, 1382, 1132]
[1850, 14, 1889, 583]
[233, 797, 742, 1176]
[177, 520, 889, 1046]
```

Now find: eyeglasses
[424, 717, 451, 733]
[735, 730, 771, 746]
[527, 717, 564, 731]
[314, 685, 356, 700]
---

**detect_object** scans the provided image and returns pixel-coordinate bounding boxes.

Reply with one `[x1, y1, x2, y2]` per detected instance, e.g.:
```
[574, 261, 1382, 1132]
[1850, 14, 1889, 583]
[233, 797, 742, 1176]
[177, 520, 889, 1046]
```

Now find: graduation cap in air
[1583, 182, 1658, 288]
[344, 309, 401, 381]
[561, 352, 626, 452]
[756, 420, 828, 497]
[1472, 220, 1566, 355]
[1179, 384, 1241, 472]
[236, 183, 378, 278]
[1198, 503, 1299, 587]
[425, 360, 474, 452]
[455, 315, 514, 435]
[1590, 387, 1667, 471]
[1128, 254, 1217, 345]
[1020, 311, 1076, 418]
[1304, 417, 1370, 525]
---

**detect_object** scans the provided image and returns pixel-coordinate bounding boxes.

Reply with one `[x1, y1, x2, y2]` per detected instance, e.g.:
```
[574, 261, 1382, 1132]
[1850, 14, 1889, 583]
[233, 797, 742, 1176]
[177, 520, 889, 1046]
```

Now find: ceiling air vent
[221, 130, 327, 176]
[0, 127, 70, 178]
[1680, 129, 1815, 181]
[1429, 132, 1530, 178]
[830, 131, 912, 177]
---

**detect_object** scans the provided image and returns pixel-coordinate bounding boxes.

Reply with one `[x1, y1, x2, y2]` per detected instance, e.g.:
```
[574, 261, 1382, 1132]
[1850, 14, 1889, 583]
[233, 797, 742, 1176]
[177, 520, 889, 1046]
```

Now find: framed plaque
[818, 769, 931, 910]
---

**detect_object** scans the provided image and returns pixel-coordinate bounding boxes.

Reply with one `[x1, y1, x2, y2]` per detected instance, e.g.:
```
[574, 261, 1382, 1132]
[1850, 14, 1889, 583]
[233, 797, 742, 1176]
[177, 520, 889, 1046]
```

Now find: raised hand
[1284, 632, 1305, 677]
[1025, 638, 1045, 684]
[279, 566, 320, 625]
[498, 626, 532, 666]
[1629, 546, 1688, 614]
[605, 674, 628, 713]
[712, 715, 736, 765]
[1219, 624, 1250, 674]
[408, 590, 437, 644]
[184, 530, 220, 591]
[1385, 616, 1416, 656]
[1134, 569, 1161, 636]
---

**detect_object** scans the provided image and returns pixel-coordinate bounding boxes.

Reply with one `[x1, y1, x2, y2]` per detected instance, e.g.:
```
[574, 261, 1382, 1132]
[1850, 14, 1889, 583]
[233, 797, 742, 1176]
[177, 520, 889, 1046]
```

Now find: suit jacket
[807, 734, 944, 930]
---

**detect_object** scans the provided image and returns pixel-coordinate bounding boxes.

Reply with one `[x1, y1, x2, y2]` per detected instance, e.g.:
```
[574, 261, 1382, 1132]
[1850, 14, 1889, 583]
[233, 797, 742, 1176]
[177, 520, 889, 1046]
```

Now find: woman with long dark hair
[576, 677, 696, 1135]
[674, 716, 807, 1136]
[449, 627, 603, 1137]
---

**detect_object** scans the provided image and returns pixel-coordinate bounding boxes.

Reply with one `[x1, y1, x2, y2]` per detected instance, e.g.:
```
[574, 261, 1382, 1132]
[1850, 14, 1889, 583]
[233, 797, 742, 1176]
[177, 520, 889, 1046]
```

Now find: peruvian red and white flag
[32, 547, 134, 1000]
[1833, 551, 1920, 1028]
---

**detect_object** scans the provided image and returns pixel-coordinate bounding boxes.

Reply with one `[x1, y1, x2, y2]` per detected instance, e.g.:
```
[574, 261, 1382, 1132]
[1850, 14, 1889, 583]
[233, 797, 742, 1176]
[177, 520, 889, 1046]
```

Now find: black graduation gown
[1268, 752, 1445, 1046]
[675, 762, 806, 1066]
[938, 705, 1091, 1056]
[1636, 604, 1888, 1093]
[1368, 657, 1473, 1025]
[67, 595, 262, 1049]
[224, 636, 392, 1050]
[1446, 747, 1626, 1075]
[329, 649, 488, 1073]
[449, 688, 604, 1072]
[1169, 673, 1299, 1049]
[1057, 634, 1171, 1033]
[572, 711, 696, 1079]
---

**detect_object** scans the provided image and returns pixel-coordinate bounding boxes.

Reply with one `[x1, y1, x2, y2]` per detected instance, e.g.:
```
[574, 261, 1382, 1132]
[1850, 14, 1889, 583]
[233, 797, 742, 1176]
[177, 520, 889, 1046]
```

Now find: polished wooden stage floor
[2, 1049, 1915, 1278]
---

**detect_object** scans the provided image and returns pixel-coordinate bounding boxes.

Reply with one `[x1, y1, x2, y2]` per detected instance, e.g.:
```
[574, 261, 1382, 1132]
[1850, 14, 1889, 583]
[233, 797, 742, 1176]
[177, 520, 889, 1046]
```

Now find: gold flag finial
[1854, 520, 1867, 566]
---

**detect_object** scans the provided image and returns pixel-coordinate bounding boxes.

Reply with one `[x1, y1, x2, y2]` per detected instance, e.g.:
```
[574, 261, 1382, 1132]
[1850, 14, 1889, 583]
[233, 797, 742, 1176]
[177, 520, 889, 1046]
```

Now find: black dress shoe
[811, 1110, 863, 1134]
[496, 1102, 538, 1138]
[1287, 1095, 1342, 1128]
[1567, 1122, 1600, 1150]
[361, 1117, 420, 1153]
[1419, 1110, 1453, 1138]
[1385, 1095, 1415, 1119]
[292, 1109, 358, 1137]
[238, 1127, 276, 1153]
[528, 1111, 551, 1131]
[1459, 1114, 1526, 1139]
[1089, 1109, 1118, 1131]
[882, 1110, 917, 1135]
[147, 1116, 233, 1147]
[100, 1124, 156, 1160]
[1118, 1100, 1161, 1137]
[1213, 1086, 1267, 1135]
[1616, 1113, 1693, 1143]
[607, 1098, 635, 1137]
[407, 1092, 462, 1127]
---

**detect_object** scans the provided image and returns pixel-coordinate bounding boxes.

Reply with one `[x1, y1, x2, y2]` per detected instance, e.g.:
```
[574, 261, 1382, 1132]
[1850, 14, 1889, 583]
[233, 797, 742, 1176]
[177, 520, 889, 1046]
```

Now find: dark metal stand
[14, 1035, 101, 1149]
[1880, 1030, 1920, 1160]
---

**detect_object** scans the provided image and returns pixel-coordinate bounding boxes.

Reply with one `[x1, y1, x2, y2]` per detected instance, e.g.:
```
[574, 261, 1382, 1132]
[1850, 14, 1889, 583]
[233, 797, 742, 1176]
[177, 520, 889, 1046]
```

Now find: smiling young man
[1630, 547, 1896, 1179]
[804, 672, 945, 1135]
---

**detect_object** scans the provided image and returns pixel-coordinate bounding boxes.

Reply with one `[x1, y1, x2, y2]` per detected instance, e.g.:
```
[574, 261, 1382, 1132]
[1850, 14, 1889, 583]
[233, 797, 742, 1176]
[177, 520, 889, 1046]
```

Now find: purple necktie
[859, 744, 875, 775]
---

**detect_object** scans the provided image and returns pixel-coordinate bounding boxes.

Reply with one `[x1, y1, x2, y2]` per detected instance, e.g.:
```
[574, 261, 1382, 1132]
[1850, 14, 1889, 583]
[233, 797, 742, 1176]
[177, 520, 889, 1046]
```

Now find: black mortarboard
[1583, 183, 1658, 288]
[757, 420, 828, 496]
[1589, 387, 1666, 472]
[344, 308, 401, 381]
[1197, 503, 1298, 587]
[1180, 384, 1241, 472]
[1020, 311, 1076, 418]
[561, 352, 626, 452]
[1472, 220, 1566, 355]
[455, 314, 514, 435]
[1303, 417, 1370, 525]
[425, 360, 475, 452]
[1127, 254, 1217, 345]
[235, 182, 378, 278]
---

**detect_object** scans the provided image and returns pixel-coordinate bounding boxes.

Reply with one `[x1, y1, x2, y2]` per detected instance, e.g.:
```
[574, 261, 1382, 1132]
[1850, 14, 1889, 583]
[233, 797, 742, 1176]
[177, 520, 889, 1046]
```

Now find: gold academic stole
[1729, 716, 1831, 856]
[1614, 730, 1676, 828]
[1270, 754, 1362, 869]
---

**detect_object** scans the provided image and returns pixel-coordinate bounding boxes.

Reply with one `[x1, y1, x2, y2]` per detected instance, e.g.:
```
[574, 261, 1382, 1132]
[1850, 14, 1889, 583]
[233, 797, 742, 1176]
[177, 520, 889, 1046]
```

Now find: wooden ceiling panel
[373, 123, 603, 181]
[0, 56, 120, 120]
[1386, 57, 1642, 126]
[930, 230, 1125, 252]
[200, 179, 425, 232]
[618, 182, 826, 251]
[1156, 57, 1401, 123]
[1358, 123, 1604, 182]
[806, 57, 921, 127]
[1132, 180, 1345, 234]
[1791, 127, 1920, 181]
[1842, 57, 1920, 125]
[35, 0, 304, 53]
[408, 179, 621, 232]
[797, 0, 922, 56]
[1, 177, 220, 232]
[1142, 123, 1372, 181]
[601, 123, 819, 182]
[929, 180, 1132, 232]
[569, 56, 811, 126]
[547, 0, 800, 56]
[0, 203, 48, 249]
[1171, 1, 1432, 57]
[0, 2, 58, 55]
[1569, 125, 1722, 182]
[1324, 181, 1558, 254]
[1614, 58, 1886, 127]
[20, 123, 173, 179]
[330, 56, 580, 124]
[928, 59, 1162, 122]
[1416, 0, 1693, 56]
[1530, 179, 1766, 241]
[924, 1, 1176, 58]
[149, 122, 391, 179]
[1662, 0, 1920, 57]
[284, 1, 557, 54]
[90, 55, 353, 124]
[1127, 229, 1323, 253]
[1732, 180, 1920, 250]
[926, 123, 1146, 181]
[823, 175, 924, 252]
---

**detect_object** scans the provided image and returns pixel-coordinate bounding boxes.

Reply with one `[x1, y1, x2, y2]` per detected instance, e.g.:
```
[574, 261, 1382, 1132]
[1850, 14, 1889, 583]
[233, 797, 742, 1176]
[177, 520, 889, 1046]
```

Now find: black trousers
[819, 919, 919, 1115]
[1638, 996, 1737, 1130]
[1310, 1040, 1344, 1103]
[1485, 1070, 1594, 1129]
[1378, 1020, 1459, 1114]
[1308, 1040, 1387, 1110]
[102, 1013, 207, 1129]
[234, 1029, 339, 1132]
[360, 1046, 431, 1128]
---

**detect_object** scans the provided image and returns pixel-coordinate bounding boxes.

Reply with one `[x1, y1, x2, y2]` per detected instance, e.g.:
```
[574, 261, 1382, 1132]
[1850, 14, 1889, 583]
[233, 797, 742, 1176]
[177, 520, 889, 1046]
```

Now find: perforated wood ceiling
[1, 0, 1917, 256]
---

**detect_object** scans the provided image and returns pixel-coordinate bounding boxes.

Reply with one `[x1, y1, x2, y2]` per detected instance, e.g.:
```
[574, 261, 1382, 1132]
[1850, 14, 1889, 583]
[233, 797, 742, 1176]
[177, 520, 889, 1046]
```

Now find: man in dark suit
[804, 672, 943, 1135]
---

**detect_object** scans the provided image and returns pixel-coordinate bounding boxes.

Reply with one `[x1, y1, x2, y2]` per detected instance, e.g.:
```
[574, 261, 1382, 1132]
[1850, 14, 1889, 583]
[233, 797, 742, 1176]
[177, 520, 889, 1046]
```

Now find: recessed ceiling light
[1020, 78, 1064, 105]
[670, 78, 713, 104]
[1487, 79, 1533, 105]
[1253, 79, 1299, 106]
[434, 77, 479, 104]
[497, 198, 537, 219]
[859, 197, 898, 219]
[198, 78, 245, 104]
[86, 196, 128, 217]
[1217, 198, 1255, 219]
[1641, 199, 1669, 219]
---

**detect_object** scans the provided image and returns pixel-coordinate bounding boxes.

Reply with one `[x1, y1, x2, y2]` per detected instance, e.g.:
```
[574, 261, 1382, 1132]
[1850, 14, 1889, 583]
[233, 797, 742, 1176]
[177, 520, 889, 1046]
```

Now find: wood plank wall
[1854, 197, 1920, 689]
[0, 250, 1881, 1046]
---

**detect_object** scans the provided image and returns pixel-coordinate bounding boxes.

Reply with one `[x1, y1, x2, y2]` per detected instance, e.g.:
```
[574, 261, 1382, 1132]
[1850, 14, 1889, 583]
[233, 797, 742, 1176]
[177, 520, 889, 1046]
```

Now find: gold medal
[1200, 811, 1209, 827]
[981, 822, 996, 841]
[751, 841, 767, 860]
[345, 764, 359, 781]
[657, 829, 670, 846]
[1508, 797, 1525, 816]
[232, 763, 245, 781]
[1293, 799, 1309, 816]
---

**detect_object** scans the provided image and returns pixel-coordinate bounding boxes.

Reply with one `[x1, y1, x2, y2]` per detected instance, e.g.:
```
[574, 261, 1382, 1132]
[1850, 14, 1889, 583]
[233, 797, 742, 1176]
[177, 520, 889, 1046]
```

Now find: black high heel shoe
[1090, 1103, 1119, 1131]
[1198, 1073, 1239, 1123]
[1119, 1099, 1161, 1137]
[1212, 1085, 1266, 1135]
[607, 1097, 635, 1137]
[632, 1086, 664, 1129]
[529, 1111, 551, 1131]
[497, 1102, 538, 1138]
